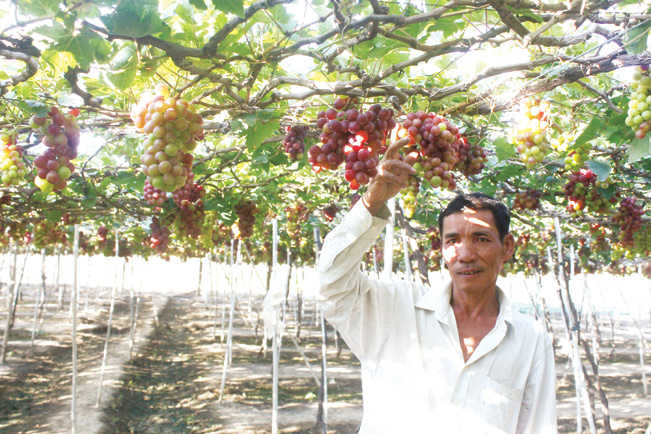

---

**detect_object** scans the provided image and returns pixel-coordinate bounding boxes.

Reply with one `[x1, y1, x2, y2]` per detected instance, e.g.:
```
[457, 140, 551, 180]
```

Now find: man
[318, 138, 557, 433]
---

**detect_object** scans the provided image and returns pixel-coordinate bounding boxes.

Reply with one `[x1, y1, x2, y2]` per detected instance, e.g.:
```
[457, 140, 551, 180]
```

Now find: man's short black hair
[438, 192, 511, 242]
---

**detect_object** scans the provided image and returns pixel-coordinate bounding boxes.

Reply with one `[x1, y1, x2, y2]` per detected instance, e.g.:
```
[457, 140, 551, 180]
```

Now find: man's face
[441, 208, 514, 295]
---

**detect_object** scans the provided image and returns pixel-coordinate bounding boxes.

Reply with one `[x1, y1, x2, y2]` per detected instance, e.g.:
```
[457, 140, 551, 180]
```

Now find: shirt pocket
[479, 376, 522, 432]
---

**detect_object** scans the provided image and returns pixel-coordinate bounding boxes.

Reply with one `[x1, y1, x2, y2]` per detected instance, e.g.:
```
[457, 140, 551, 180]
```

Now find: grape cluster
[322, 204, 339, 222]
[456, 135, 487, 176]
[143, 178, 168, 206]
[513, 190, 543, 211]
[398, 111, 461, 190]
[130, 84, 203, 195]
[172, 173, 205, 210]
[31, 107, 80, 194]
[563, 141, 592, 171]
[425, 227, 442, 271]
[309, 99, 396, 190]
[0, 133, 27, 186]
[32, 220, 67, 250]
[149, 216, 171, 253]
[401, 178, 420, 218]
[512, 99, 552, 169]
[98, 225, 108, 241]
[562, 169, 614, 217]
[612, 196, 645, 247]
[632, 222, 651, 255]
[233, 200, 259, 239]
[625, 65, 651, 139]
[283, 125, 308, 160]
[285, 203, 311, 242]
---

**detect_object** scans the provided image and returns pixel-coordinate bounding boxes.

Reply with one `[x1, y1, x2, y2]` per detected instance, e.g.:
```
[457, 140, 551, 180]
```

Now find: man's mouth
[458, 270, 481, 276]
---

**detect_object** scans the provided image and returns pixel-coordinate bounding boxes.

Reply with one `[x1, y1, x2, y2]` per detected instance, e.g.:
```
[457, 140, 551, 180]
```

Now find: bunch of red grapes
[97, 225, 108, 242]
[285, 203, 311, 241]
[456, 135, 487, 176]
[32, 220, 67, 250]
[612, 196, 645, 247]
[562, 169, 614, 217]
[283, 125, 308, 160]
[143, 178, 168, 206]
[31, 107, 81, 194]
[0, 133, 27, 186]
[172, 173, 205, 210]
[149, 216, 171, 253]
[513, 190, 543, 211]
[309, 98, 396, 190]
[322, 204, 339, 222]
[234, 200, 259, 239]
[398, 111, 461, 191]
[130, 84, 203, 196]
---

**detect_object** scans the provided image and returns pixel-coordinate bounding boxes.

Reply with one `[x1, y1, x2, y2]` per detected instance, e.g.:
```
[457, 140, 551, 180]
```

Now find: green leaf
[573, 118, 602, 147]
[211, 0, 245, 18]
[102, 0, 164, 38]
[189, 0, 207, 10]
[625, 20, 651, 54]
[627, 135, 651, 163]
[58, 93, 84, 107]
[245, 120, 281, 150]
[106, 43, 138, 90]
[494, 137, 514, 161]
[587, 159, 612, 181]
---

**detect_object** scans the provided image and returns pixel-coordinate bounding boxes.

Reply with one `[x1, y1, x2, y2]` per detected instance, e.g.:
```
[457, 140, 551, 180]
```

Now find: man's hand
[362, 137, 415, 216]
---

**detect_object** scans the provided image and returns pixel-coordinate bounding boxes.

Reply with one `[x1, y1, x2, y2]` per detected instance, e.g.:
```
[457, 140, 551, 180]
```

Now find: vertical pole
[31, 248, 46, 345]
[71, 225, 80, 434]
[401, 229, 412, 281]
[271, 218, 279, 434]
[383, 198, 395, 280]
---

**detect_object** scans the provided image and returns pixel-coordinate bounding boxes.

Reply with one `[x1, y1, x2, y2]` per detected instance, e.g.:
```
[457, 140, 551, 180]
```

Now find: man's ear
[502, 233, 515, 261]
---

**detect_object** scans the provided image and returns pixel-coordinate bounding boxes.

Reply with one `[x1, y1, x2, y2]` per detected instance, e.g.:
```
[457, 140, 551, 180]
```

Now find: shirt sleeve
[318, 200, 400, 363]
[516, 329, 557, 434]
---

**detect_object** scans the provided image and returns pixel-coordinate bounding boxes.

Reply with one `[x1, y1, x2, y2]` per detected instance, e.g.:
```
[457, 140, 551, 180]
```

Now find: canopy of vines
[1, 0, 650, 274]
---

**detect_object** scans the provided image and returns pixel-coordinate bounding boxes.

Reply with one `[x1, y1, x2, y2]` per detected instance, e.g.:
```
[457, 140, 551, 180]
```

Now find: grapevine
[233, 200, 259, 239]
[511, 99, 552, 169]
[397, 111, 462, 191]
[456, 135, 487, 177]
[131, 84, 203, 194]
[31, 107, 81, 194]
[612, 196, 645, 247]
[625, 65, 651, 139]
[0, 133, 27, 186]
[282, 125, 308, 160]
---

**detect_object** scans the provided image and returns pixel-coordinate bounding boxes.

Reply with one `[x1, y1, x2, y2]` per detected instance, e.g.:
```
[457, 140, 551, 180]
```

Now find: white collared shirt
[318, 201, 557, 434]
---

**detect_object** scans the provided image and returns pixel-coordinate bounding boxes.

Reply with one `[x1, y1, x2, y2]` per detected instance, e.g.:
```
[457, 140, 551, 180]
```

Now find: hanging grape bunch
[397, 111, 462, 191]
[143, 178, 168, 206]
[32, 220, 67, 250]
[401, 178, 420, 219]
[456, 135, 487, 177]
[625, 65, 651, 139]
[513, 190, 543, 211]
[562, 140, 593, 171]
[283, 125, 309, 160]
[612, 196, 645, 247]
[130, 84, 203, 195]
[0, 133, 27, 186]
[285, 202, 311, 243]
[233, 200, 259, 239]
[511, 98, 552, 169]
[309, 98, 396, 190]
[632, 221, 651, 255]
[322, 204, 339, 222]
[30, 107, 81, 194]
[172, 174, 206, 240]
[562, 169, 616, 217]
[149, 216, 171, 254]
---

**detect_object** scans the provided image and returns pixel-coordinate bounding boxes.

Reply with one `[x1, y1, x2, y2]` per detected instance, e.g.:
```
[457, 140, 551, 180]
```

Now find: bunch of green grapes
[0, 133, 27, 186]
[131, 84, 203, 194]
[625, 65, 651, 139]
[511, 99, 552, 169]
[563, 141, 593, 171]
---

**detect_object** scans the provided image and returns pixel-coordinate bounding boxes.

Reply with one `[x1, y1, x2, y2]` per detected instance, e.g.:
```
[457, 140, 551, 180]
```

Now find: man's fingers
[381, 158, 417, 174]
[383, 137, 411, 160]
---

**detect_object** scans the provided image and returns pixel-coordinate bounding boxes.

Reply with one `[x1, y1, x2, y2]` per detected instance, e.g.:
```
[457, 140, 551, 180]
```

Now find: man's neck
[450, 287, 500, 321]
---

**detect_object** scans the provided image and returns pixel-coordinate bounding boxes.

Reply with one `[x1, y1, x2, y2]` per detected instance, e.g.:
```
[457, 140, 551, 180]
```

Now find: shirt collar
[415, 282, 516, 326]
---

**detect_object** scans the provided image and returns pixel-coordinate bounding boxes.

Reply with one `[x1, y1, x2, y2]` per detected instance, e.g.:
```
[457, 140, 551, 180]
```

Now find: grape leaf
[211, 0, 244, 18]
[494, 137, 514, 161]
[587, 159, 612, 181]
[627, 135, 651, 163]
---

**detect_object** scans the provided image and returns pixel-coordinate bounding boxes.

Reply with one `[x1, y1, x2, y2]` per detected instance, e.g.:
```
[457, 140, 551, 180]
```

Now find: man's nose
[456, 242, 476, 262]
